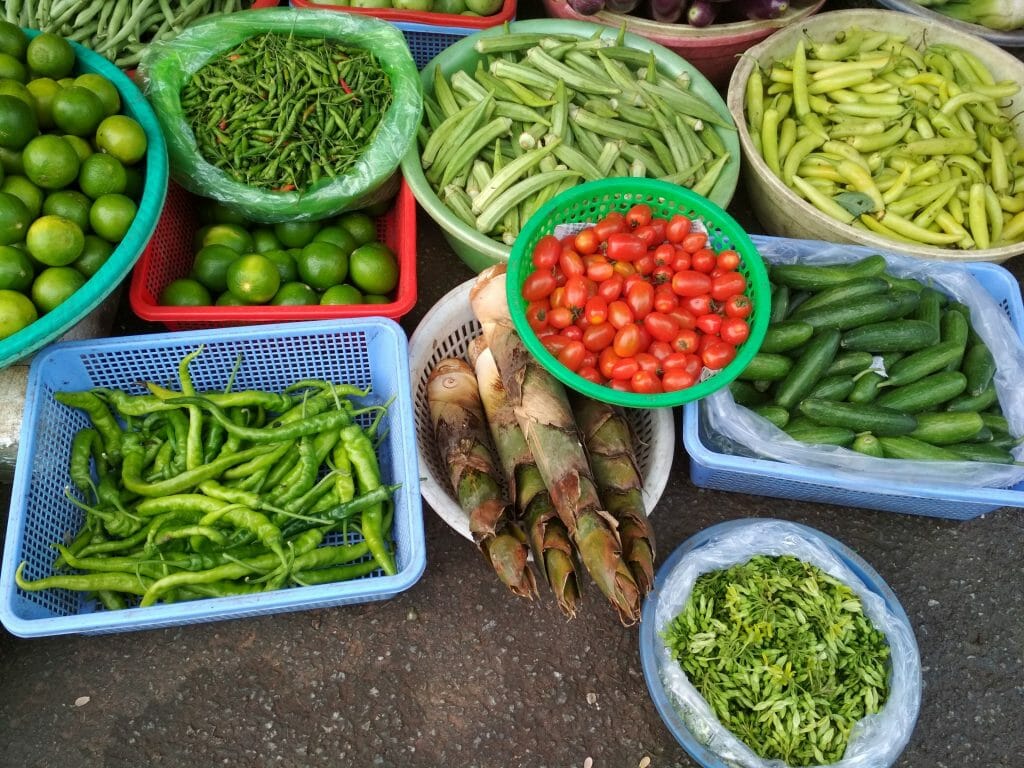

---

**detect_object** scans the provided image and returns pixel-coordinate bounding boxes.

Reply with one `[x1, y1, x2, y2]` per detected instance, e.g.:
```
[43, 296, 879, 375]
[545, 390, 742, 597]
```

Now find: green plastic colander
[506, 178, 770, 409]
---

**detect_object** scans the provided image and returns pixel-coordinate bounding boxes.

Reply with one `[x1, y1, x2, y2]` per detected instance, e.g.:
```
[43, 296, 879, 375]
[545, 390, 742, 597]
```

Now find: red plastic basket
[129, 180, 417, 330]
[287, 0, 516, 30]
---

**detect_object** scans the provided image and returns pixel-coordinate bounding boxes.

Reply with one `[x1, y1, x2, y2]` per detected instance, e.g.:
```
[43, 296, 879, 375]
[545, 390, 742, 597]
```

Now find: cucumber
[939, 309, 969, 372]
[907, 411, 985, 445]
[840, 320, 940, 353]
[966, 426, 995, 443]
[773, 328, 841, 411]
[792, 290, 920, 331]
[962, 342, 997, 397]
[729, 380, 770, 407]
[851, 433, 885, 457]
[825, 351, 875, 377]
[878, 435, 962, 461]
[784, 423, 857, 447]
[752, 404, 790, 429]
[880, 273, 925, 294]
[946, 443, 1017, 464]
[769, 283, 790, 323]
[878, 341, 965, 389]
[789, 276, 890, 317]
[945, 382, 999, 413]
[798, 398, 918, 436]
[848, 371, 885, 404]
[876, 370, 968, 413]
[913, 287, 944, 336]
[738, 353, 794, 381]
[760, 321, 814, 354]
[979, 412, 1010, 435]
[806, 374, 855, 402]
[769, 254, 888, 290]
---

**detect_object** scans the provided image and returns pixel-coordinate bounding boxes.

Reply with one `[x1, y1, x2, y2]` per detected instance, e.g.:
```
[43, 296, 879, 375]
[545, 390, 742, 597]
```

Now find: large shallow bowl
[640, 518, 921, 768]
[875, 0, 1024, 49]
[726, 9, 1024, 264]
[0, 31, 169, 370]
[407, 278, 675, 542]
[541, 0, 826, 89]
[400, 18, 740, 274]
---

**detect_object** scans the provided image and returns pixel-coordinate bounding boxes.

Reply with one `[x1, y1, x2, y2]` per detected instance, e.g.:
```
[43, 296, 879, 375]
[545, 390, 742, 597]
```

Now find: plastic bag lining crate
[682, 239, 1024, 521]
[128, 179, 418, 330]
[0, 319, 426, 638]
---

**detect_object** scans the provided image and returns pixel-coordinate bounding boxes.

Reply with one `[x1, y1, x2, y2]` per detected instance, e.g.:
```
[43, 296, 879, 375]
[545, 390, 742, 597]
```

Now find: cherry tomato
[649, 340, 674, 362]
[653, 283, 678, 313]
[608, 379, 633, 392]
[623, 273, 646, 295]
[610, 357, 640, 381]
[562, 325, 583, 342]
[532, 235, 561, 270]
[662, 368, 698, 392]
[613, 323, 642, 358]
[711, 272, 747, 302]
[593, 212, 626, 241]
[631, 369, 663, 394]
[716, 249, 741, 271]
[634, 254, 656, 276]
[526, 301, 549, 333]
[636, 324, 653, 354]
[720, 316, 751, 346]
[635, 352, 660, 375]
[724, 294, 753, 319]
[606, 232, 646, 262]
[648, 217, 667, 244]
[522, 270, 557, 302]
[574, 228, 599, 255]
[681, 294, 712, 316]
[557, 339, 587, 372]
[671, 328, 700, 354]
[548, 306, 574, 330]
[625, 203, 653, 229]
[651, 265, 674, 285]
[671, 270, 712, 298]
[681, 231, 708, 253]
[625, 280, 655, 319]
[691, 248, 717, 274]
[549, 285, 565, 309]
[586, 258, 614, 283]
[608, 300, 634, 329]
[559, 248, 585, 278]
[563, 276, 590, 311]
[580, 351, 597, 370]
[577, 365, 603, 384]
[633, 224, 659, 249]
[695, 313, 723, 336]
[596, 273, 624, 303]
[612, 260, 637, 277]
[671, 248, 691, 272]
[542, 333, 572, 356]
[583, 295, 608, 326]
[665, 214, 693, 244]
[653, 243, 675, 266]
[598, 347, 620, 379]
[643, 311, 680, 343]
[667, 307, 696, 330]
[663, 352, 702, 378]
[702, 340, 736, 370]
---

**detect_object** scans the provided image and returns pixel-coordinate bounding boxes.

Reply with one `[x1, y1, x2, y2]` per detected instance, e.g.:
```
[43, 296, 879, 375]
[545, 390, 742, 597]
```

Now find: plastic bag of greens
[702, 235, 1024, 488]
[137, 8, 421, 222]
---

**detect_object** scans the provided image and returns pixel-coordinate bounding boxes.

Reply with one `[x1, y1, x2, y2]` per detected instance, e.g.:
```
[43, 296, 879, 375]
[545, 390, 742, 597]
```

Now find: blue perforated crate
[683, 237, 1024, 521]
[397, 21, 477, 69]
[0, 319, 425, 638]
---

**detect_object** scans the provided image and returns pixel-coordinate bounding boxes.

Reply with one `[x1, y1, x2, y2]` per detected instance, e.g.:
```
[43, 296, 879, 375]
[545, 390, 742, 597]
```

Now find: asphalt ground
[2, 2, 1024, 767]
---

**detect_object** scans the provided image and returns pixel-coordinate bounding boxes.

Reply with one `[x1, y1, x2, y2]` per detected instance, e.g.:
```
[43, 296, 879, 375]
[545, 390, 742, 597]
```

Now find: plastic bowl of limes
[0, 23, 168, 368]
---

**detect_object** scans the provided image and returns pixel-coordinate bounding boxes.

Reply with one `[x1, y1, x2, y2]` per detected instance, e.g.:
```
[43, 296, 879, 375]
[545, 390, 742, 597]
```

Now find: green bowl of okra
[400, 19, 740, 273]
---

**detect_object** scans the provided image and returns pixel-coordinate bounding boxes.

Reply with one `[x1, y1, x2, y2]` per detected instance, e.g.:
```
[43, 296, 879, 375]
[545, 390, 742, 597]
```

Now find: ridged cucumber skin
[840, 320, 940, 353]
[797, 399, 918, 437]
[907, 412, 985, 446]
[876, 371, 968, 414]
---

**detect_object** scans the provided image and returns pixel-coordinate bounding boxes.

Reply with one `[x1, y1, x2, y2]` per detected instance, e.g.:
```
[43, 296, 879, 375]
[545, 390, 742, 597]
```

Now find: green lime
[62, 135, 92, 164]
[215, 291, 249, 306]
[0, 191, 31, 245]
[72, 234, 114, 278]
[348, 242, 398, 295]
[0, 80, 33, 108]
[1, 175, 43, 218]
[273, 220, 321, 249]
[0, 287, 37, 338]
[0, 94, 38, 150]
[51, 86, 105, 138]
[0, 145, 23, 175]
[94, 115, 147, 165]
[0, 52, 27, 83]
[89, 193, 136, 242]
[72, 73, 120, 117]
[250, 227, 281, 253]
[226, 253, 280, 304]
[25, 78, 61, 129]
[320, 283, 363, 305]
[433, 0, 467, 12]
[296, 241, 348, 291]
[201, 223, 253, 255]
[261, 249, 298, 284]
[312, 224, 357, 256]
[271, 281, 319, 306]
[22, 134, 80, 190]
[31, 265, 84, 313]
[26, 214, 84, 266]
[42, 189, 91, 230]
[26, 33, 75, 80]
[77, 152, 126, 199]
[0, 21, 29, 60]
[160, 277, 211, 307]
[191, 243, 238, 293]
[0, 244, 34, 291]
[336, 211, 379, 246]
[363, 294, 391, 304]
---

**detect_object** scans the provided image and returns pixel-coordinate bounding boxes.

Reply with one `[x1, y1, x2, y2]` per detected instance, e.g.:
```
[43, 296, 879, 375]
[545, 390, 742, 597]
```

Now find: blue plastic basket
[0, 319, 426, 638]
[397, 21, 477, 69]
[683, 237, 1024, 520]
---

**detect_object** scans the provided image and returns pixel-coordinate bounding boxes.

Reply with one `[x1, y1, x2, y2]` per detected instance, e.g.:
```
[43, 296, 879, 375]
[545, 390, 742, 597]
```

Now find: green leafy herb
[662, 555, 891, 767]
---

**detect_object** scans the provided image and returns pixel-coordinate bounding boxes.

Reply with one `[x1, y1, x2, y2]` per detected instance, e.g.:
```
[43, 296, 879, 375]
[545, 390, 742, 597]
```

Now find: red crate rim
[288, 0, 516, 30]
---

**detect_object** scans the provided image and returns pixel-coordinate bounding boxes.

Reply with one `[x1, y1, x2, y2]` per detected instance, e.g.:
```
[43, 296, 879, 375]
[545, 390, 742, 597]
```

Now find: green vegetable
[797, 398, 918, 437]
[662, 555, 890, 766]
[840, 320, 940, 353]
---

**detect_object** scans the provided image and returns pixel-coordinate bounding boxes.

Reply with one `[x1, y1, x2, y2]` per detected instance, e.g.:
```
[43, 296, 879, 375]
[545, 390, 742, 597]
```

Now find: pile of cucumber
[733, 254, 1019, 464]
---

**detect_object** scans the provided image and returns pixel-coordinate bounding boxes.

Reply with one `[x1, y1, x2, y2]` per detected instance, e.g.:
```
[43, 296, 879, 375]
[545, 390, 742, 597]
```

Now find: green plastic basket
[506, 178, 770, 409]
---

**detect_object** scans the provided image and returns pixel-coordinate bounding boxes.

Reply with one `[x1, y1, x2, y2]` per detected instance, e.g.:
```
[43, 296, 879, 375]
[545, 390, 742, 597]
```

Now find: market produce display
[416, 27, 735, 247]
[14, 347, 400, 607]
[740, 27, 1024, 253]
[0, 23, 147, 339]
[300, 0, 506, 15]
[566, 0, 792, 26]
[906, 0, 1023, 32]
[733, 255, 1022, 461]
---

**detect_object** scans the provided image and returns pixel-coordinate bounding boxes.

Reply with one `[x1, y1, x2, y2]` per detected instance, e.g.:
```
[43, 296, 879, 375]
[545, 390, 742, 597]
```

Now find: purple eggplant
[567, 0, 607, 14]
[604, 0, 642, 13]
[650, 0, 685, 23]
[686, 0, 719, 26]
[736, 0, 790, 20]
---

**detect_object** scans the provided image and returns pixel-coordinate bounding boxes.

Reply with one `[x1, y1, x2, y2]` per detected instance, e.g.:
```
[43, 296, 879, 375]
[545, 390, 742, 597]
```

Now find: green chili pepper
[341, 424, 396, 576]
[54, 391, 124, 463]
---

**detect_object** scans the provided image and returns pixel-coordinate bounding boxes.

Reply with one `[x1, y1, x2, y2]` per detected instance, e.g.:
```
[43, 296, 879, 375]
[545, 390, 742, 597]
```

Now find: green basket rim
[506, 178, 771, 409]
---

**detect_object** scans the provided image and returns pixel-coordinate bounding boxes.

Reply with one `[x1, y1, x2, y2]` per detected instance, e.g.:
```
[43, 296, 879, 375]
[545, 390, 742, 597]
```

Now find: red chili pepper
[339, 77, 353, 94]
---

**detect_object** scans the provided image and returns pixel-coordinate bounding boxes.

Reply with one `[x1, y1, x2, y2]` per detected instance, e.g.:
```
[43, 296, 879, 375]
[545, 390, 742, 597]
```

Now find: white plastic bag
[653, 519, 921, 768]
[703, 236, 1024, 488]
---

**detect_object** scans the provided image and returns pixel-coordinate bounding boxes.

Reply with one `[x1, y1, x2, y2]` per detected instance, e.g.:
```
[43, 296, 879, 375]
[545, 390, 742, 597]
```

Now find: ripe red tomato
[702, 340, 736, 370]
[724, 294, 753, 319]
[532, 235, 561, 270]
[681, 294, 712, 316]
[662, 368, 698, 392]
[717, 249, 741, 271]
[586, 258, 614, 283]
[643, 311, 680, 343]
[631, 369, 663, 394]
[671, 270, 712, 298]
[625, 280, 655, 319]
[691, 248, 717, 274]
[696, 313, 723, 336]
[633, 225, 659, 249]
[574, 228, 599, 255]
[613, 323, 643, 357]
[634, 254, 656, 276]
[548, 306, 574, 330]
[593, 212, 626, 241]
[653, 243, 675, 266]
[665, 214, 692, 243]
[608, 300, 634, 329]
[610, 357, 640, 381]
[559, 248, 585, 278]
[557, 340, 588, 372]
[584, 295, 608, 326]
[667, 307, 696, 330]
[648, 217, 667, 243]
[522, 270, 557, 302]
[526, 301, 549, 333]
[671, 328, 700, 354]
[577, 365, 602, 384]
[596, 273, 624, 303]
[671, 248, 691, 272]
[651, 265, 674, 286]
[653, 283, 678, 313]
[649, 340, 674, 362]
[606, 232, 646, 262]
[626, 203, 653, 229]
[663, 352, 703, 378]
[635, 352, 660, 375]
[598, 347, 620, 379]
[562, 325, 583, 342]
[711, 272, 747, 302]
[542, 333, 572, 356]
[681, 231, 708, 253]
[720, 316, 751, 346]
[563, 276, 590, 311]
